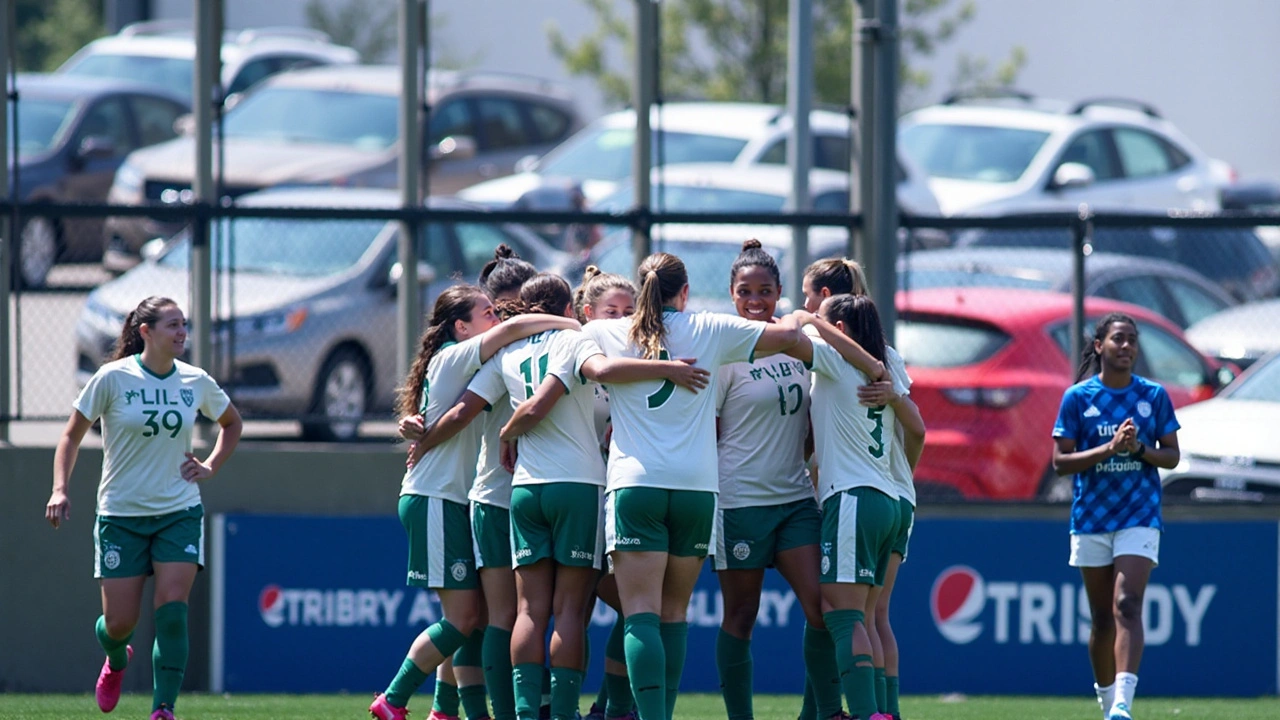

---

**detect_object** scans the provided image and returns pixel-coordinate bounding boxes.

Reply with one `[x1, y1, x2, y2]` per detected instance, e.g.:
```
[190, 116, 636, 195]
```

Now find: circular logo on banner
[930, 565, 986, 645]
[103, 550, 120, 570]
[1137, 400, 1152, 418]
[732, 542, 751, 561]
[451, 561, 468, 582]
[820, 555, 831, 575]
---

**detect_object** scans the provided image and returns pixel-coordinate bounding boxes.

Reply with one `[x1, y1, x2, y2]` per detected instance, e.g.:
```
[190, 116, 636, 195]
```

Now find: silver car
[76, 187, 566, 441]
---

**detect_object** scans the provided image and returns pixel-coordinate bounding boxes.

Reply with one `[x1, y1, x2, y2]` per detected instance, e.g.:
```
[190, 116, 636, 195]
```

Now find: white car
[898, 95, 1226, 215]
[459, 102, 940, 214]
[1160, 351, 1280, 502]
[58, 21, 359, 105]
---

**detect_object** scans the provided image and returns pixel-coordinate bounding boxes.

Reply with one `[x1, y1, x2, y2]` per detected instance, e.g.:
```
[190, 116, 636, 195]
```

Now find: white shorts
[1069, 526, 1160, 568]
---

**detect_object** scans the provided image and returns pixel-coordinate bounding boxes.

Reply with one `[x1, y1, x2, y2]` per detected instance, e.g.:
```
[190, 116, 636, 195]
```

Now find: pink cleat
[149, 705, 175, 720]
[370, 693, 410, 720]
[94, 645, 133, 713]
[427, 711, 458, 720]
[869, 715, 895, 720]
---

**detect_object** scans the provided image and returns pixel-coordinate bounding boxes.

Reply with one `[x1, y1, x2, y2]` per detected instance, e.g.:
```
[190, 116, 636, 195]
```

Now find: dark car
[6, 73, 189, 288]
[952, 221, 1279, 302]
[897, 247, 1237, 329]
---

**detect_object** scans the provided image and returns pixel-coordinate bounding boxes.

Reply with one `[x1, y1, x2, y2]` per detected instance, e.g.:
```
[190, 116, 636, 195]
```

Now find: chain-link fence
[5, 199, 1280, 503]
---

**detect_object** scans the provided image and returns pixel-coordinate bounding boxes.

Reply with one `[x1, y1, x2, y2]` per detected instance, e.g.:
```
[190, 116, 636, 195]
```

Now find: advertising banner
[213, 515, 1276, 696]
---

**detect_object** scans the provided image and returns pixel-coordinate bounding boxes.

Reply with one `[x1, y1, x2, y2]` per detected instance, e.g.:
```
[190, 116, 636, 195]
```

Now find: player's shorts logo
[820, 555, 831, 575]
[451, 561, 468, 582]
[931, 565, 985, 644]
[732, 541, 751, 561]
[103, 549, 121, 570]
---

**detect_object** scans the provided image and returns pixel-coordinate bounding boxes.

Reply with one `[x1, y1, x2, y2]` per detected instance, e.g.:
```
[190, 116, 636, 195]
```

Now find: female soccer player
[801, 258, 868, 313]
[371, 286, 580, 720]
[581, 252, 801, 720]
[46, 296, 244, 720]
[712, 240, 838, 720]
[783, 294, 908, 720]
[1051, 313, 1180, 720]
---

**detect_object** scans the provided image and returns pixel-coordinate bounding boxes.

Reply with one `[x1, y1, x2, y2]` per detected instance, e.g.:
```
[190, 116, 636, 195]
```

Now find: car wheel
[15, 216, 59, 290]
[302, 348, 370, 442]
[1038, 465, 1073, 503]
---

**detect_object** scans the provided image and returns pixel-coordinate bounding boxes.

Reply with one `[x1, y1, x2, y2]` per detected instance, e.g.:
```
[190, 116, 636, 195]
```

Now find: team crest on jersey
[451, 561, 468, 582]
[732, 542, 751, 561]
[1136, 400, 1152, 418]
[180, 389, 195, 407]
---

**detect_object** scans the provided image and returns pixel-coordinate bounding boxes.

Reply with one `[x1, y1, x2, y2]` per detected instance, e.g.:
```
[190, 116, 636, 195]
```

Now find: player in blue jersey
[47, 296, 243, 720]
[1051, 313, 1181, 720]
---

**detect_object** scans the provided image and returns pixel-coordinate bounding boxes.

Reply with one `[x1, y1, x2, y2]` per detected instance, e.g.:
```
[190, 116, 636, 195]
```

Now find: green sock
[886, 676, 900, 718]
[824, 610, 876, 720]
[386, 658, 432, 709]
[95, 615, 133, 672]
[550, 666, 584, 720]
[659, 621, 688, 720]
[798, 679, 817, 720]
[455, 629, 489, 720]
[603, 620, 633, 718]
[513, 663, 543, 720]
[715, 629, 753, 720]
[484, 628, 517, 720]
[803, 623, 843, 719]
[151, 601, 188, 712]
[460, 685, 490, 720]
[433, 680, 461, 716]
[874, 668, 887, 714]
[622, 613, 664, 720]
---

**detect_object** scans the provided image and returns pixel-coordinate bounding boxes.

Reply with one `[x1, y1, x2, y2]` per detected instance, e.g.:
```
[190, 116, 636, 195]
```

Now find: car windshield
[9, 97, 77, 157]
[223, 87, 398, 149]
[595, 184, 786, 213]
[896, 268, 1054, 292]
[538, 127, 749, 181]
[62, 54, 195, 104]
[158, 217, 388, 276]
[900, 123, 1050, 183]
[1229, 356, 1280, 402]
[593, 235, 783, 301]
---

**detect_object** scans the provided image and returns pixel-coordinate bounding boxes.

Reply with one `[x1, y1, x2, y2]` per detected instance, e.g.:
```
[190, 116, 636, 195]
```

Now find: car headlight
[112, 160, 144, 198]
[219, 307, 309, 338]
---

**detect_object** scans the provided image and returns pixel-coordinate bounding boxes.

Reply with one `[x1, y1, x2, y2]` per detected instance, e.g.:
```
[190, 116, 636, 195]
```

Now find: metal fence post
[397, 0, 425, 383]
[870, 0, 898, 343]
[0, 0, 12, 440]
[787, 0, 813, 310]
[855, 0, 877, 265]
[632, 0, 657, 272]
[1070, 205, 1091, 372]
[191, 0, 220, 443]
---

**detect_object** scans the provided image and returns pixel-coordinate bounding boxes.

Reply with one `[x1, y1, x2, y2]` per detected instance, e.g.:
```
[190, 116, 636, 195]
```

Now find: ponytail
[821, 294, 888, 365]
[628, 253, 687, 360]
[111, 296, 179, 361]
[478, 243, 537, 299]
[519, 273, 573, 316]
[805, 257, 869, 297]
[396, 285, 485, 417]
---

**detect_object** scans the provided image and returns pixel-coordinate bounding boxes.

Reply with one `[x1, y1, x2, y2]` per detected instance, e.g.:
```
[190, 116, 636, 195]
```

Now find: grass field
[1, 693, 1276, 720]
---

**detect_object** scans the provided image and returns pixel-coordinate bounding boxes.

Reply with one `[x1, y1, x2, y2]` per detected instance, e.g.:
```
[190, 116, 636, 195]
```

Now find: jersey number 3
[866, 405, 885, 458]
[646, 350, 675, 409]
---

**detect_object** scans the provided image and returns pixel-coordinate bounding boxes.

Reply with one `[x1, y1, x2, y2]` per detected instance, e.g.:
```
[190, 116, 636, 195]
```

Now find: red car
[895, 287, 1227, 501]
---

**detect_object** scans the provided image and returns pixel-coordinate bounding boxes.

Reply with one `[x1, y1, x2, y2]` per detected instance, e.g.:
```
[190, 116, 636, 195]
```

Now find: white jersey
[401, 337, 485, 503]
[885, 346, 917, 507]
[465, 360, 514, 508]
[496, 330, 606, 487]
[584, 310, 766, 493]
[75, 356, 231, 517]
[592, 384, 612, 455]
[808, 336, 899, 504]
[715, 353, 813, 508]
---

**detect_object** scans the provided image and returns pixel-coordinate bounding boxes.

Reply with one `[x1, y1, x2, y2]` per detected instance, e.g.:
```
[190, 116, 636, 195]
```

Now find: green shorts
[890, 498, 915, 561]
[94, 505, 205, 578]
[471, 502, 512, 570]
[399, 495, 477, 590]
[606, 487, 715, 557]
[510, 482, 604, 569]
[820, 487, 900, 586]
[712, 498, 821, 571]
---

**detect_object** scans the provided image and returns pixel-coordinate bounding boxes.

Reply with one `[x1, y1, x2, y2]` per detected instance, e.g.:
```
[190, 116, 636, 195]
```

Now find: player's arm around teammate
[1051, 313, 1179, 720]
[46, 296, 242, 720]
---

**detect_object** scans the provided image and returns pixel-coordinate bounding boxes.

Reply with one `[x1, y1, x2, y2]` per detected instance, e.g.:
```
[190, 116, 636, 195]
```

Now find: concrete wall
[0, 444, 405, 693]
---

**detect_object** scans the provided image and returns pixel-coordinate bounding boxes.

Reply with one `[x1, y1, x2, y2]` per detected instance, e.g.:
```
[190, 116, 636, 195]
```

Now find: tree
[13, 0, 104, 72]
[547, 0, 1026, 110]
[305, 0, 481, 68]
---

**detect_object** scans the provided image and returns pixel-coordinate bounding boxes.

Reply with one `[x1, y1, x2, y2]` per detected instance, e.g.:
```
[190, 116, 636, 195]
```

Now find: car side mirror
[1215, 365, 1237, 389]
[77, 135, 116, 161]
[514, 154, 540, 174]
[429, 135, 477, 162]
[388, 261, 438, 292]
[1051, 162, 1096, 191]
[174, 114, 196, 136]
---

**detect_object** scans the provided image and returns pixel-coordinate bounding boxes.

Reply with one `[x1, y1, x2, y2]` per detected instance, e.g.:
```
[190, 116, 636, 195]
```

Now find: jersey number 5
[866, 405, 885, 458]
[647, 350, 675, 409]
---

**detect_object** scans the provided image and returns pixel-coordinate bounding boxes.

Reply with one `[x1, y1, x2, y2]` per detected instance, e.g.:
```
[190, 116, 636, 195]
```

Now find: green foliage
[13, 0, 104, 72]
[547, 0, 1025, 110]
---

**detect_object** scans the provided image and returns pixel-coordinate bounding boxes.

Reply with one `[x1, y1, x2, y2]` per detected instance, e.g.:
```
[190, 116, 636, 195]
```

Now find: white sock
[1113, 672, 1138, 709]
[1094, 682, 1115, 716]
